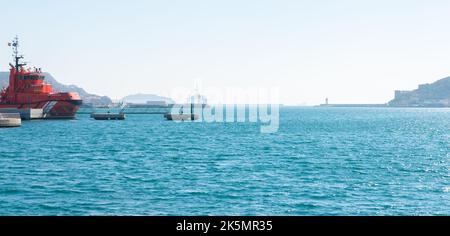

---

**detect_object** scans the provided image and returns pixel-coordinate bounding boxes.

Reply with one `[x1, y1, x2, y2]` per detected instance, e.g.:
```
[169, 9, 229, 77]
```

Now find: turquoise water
[0, 107, 449, 215]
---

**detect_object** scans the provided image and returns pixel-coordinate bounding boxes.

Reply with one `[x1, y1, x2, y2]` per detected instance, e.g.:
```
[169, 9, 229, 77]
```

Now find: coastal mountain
[389, 77, 450, 107]
[121, 93, 174, 104]
[0, 72, 112, 106]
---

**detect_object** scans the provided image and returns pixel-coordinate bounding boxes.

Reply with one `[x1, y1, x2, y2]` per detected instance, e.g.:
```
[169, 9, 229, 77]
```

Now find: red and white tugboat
[0, 37, 82, 118]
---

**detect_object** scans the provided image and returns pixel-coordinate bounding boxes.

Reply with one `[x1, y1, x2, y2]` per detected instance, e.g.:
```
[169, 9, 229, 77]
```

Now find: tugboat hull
[0, 99, 82, 119]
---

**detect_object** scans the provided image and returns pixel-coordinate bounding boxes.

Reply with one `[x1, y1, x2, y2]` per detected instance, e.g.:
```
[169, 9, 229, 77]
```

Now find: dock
[0, 113, 21, 128]
[0, 108, 44, 120]
[78, 107, 170, 115]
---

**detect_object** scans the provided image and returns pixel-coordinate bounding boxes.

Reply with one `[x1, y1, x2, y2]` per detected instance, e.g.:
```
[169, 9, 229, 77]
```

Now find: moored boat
[0, 37, 82, 119]
[91, 112, 126, 120]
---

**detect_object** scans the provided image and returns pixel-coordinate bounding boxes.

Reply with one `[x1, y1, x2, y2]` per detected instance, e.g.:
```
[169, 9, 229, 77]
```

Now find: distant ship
[0, 37, 82, 118]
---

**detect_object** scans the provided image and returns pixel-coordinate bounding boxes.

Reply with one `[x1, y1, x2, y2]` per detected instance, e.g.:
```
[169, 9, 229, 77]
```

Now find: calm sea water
[0, 107, 449, 215]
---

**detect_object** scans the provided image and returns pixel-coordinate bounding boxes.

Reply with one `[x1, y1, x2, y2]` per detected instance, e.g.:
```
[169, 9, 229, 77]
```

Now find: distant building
[389, 77, 450, 107]
[146, 101, 168, 107]
[394, 90, 410, 99]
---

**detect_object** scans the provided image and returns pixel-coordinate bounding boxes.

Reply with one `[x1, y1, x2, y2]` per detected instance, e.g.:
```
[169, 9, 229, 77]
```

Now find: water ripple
[0, 107, 449, 215]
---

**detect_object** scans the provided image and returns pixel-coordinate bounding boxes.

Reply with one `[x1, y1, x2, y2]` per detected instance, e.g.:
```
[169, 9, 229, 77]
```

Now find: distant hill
[121, 93, 174, 104]
[0, 71, 112, 106]
[389, 77, 450, 107]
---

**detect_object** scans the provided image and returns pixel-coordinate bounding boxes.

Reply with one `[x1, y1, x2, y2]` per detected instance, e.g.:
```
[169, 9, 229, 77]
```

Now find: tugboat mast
[10, 36, 26, 72]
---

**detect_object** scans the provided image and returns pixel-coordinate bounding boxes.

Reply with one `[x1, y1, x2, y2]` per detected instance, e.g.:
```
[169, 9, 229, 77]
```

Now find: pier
[319, 104, 388, 107]
[0, 113, 21, 127]
[0, 108, 44, 119]
[77, 107, 171, 115]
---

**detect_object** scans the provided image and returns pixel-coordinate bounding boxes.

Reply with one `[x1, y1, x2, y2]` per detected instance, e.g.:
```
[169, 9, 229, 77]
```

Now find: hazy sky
[1, 0, 449, 105]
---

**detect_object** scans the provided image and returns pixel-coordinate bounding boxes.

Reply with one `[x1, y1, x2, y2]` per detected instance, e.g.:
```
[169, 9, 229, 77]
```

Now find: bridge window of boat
[22, 75, 42, 80]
